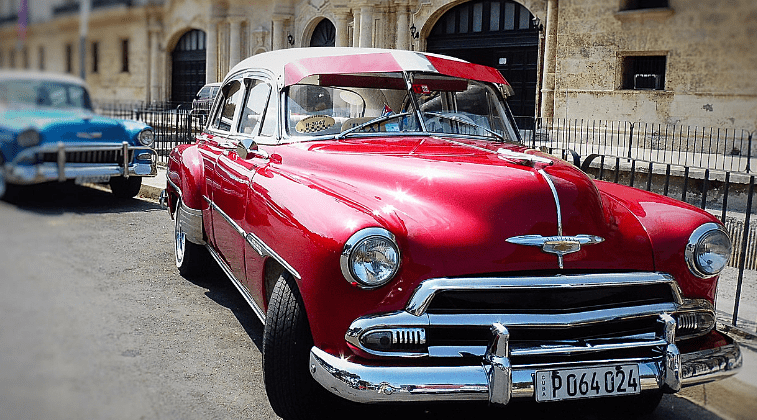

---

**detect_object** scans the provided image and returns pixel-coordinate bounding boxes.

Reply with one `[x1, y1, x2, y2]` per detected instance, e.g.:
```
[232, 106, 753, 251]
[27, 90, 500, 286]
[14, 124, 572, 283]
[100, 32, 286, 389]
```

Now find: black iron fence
[94, 101, 207, 164]
[94, 102, 757, 329]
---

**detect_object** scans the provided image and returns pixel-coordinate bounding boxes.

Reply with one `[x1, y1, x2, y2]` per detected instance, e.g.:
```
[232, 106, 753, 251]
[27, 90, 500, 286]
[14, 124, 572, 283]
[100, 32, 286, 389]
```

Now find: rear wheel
[109, 176, 142, 198]
[174, 200, 208, 277]
[263, 273, 333, 419]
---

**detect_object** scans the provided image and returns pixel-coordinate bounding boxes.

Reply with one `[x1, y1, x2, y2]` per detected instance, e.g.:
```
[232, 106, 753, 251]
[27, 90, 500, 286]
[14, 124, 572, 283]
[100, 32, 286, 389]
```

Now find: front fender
[596, 180, 721, 302]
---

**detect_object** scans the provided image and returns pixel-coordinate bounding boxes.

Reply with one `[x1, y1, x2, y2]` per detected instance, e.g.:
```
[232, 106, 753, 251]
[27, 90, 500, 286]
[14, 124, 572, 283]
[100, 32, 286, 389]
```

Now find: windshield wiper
[423, 111, 508, 142]
[335, 111, 414, 139]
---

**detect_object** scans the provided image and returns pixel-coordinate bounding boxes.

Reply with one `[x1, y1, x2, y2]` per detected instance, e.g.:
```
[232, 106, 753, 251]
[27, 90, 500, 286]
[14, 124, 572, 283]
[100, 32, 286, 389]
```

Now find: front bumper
[310, 330, 742, 404]
[4, 141, 157, 185]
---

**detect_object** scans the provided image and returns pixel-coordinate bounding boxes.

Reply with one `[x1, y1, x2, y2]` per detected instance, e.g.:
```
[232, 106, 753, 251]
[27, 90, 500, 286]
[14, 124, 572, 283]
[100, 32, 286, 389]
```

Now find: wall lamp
[410, 23, 420, 40]
[287, 33, 294, 46]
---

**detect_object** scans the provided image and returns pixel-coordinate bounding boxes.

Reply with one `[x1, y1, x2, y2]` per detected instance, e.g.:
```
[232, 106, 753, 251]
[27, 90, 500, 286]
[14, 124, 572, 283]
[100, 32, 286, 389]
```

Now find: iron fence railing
[94, 101, 207, 164]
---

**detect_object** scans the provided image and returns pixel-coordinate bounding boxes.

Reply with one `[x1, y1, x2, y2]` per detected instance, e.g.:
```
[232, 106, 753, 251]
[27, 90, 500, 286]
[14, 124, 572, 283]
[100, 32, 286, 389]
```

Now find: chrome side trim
[205, 243, 267, 323]
[205, 196, 302, 280]
[406, 272, 680, 317]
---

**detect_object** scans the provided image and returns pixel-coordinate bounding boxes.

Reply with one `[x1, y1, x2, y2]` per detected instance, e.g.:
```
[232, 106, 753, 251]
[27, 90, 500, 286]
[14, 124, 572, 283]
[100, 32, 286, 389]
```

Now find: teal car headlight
[138, 128, 155, 147]
[17, 129, 41, 147]
[685, 223, 731, 278]
[341, 227, 400, 289]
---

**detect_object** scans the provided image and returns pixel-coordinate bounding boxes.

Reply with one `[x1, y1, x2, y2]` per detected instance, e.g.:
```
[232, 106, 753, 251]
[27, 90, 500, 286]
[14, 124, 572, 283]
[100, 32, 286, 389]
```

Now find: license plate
[535, 364, 640, 402]
[75, 175, 111, 185]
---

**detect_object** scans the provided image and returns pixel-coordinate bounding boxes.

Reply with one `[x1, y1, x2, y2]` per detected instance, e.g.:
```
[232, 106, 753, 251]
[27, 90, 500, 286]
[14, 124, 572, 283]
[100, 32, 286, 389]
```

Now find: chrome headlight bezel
[341, 227, 401, 289]
[17, 129, 41, 147]
[138, 128, 155, 147]
[685, 222, 731, 279]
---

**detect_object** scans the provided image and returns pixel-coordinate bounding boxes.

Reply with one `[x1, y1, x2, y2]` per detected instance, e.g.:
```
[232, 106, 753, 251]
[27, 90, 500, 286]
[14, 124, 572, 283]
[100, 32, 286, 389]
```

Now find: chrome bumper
[4, 142, 157, 185]
[309, 333, 741, 405]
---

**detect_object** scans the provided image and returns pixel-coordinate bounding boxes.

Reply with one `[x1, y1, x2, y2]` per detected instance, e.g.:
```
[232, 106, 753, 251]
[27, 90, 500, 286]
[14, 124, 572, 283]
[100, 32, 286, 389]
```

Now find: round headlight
[138, 128, 155, 147]
[685, 223, 731, 278]
[17, 129, 41, 147]
[341, 227, 400, 289]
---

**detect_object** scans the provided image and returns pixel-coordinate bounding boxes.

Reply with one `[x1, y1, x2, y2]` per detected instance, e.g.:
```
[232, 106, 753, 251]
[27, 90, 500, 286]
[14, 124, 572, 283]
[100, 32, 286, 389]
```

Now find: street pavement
[138, 167, 757, 420]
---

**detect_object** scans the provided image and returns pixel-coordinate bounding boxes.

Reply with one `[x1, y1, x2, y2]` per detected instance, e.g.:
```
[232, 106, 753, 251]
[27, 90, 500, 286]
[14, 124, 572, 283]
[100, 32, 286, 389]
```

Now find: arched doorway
[427, 1, 539, 118]
[171, 29, 207, 105]
[310, 19, 336, 47]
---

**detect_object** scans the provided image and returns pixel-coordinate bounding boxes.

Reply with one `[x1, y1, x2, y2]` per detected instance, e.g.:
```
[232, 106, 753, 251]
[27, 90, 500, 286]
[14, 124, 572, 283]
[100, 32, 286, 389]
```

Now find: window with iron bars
[621, 55, 666, 91]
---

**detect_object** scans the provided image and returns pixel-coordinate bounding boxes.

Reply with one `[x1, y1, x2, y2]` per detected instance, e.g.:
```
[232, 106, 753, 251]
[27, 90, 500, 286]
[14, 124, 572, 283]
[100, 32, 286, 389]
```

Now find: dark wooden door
[172, 30, 207, 105]
[426, 1, 539, 119]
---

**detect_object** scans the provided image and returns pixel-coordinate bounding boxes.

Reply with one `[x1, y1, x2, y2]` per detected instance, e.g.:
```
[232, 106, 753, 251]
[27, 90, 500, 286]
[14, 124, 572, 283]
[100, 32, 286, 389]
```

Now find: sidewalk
[137, 165, 167, 202]
[678, 326, 757, 420]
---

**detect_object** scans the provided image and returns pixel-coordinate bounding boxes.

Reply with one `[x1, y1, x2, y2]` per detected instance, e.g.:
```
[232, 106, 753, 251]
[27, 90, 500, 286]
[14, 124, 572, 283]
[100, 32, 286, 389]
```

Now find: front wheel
[263, 273, 335, 419]
[109, 176, 142, 198]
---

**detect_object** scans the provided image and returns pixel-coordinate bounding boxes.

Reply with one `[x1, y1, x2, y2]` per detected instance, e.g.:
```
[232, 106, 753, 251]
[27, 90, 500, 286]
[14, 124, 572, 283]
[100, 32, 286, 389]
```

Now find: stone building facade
[1, 0, 756, 130]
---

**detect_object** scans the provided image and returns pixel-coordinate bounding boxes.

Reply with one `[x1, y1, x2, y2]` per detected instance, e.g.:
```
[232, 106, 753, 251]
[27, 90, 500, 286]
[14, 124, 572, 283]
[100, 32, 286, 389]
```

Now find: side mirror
[236, 138, 269, 160]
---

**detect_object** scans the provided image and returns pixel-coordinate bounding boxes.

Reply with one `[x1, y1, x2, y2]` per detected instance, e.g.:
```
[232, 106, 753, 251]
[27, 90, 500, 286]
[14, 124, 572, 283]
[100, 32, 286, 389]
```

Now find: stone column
[352, 9, 361, 47]
[395, 1, 410, 51]
[205, 20, 218, 83]
[228, 17, 244, 69]
[149, 26, 161, 103]
[272, 15, 290, 50]
[359, 5, 373, 48]
[334, 12, 351, 47]
[540, 0, 559, 120]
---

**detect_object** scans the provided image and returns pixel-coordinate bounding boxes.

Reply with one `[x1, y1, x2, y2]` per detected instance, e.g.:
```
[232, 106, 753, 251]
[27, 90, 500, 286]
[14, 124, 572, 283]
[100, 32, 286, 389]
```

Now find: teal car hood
[0, 107, 131, 145]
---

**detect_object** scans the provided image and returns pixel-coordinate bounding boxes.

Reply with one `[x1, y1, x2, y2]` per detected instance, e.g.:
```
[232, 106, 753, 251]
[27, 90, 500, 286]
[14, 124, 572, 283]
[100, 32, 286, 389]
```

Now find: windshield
[285, 72, 518, 142]
[0, 79, 92, 110]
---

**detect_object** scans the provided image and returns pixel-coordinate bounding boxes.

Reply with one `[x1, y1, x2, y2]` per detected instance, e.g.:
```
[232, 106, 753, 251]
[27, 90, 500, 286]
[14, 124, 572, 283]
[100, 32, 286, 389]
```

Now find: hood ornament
[506, 234, 604, 269]
[76, 132, 102, 139]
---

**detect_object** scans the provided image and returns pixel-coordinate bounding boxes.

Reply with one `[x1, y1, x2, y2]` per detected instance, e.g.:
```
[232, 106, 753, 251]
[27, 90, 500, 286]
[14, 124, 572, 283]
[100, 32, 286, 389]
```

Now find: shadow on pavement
[181, 261, 266, 351]
[1, 181, 163, 215]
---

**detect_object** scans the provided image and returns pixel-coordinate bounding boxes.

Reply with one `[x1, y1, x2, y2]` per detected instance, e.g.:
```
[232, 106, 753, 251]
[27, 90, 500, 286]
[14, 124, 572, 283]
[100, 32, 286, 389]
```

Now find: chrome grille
[347, 272, 683, 362]
[40, 149, 133, 164]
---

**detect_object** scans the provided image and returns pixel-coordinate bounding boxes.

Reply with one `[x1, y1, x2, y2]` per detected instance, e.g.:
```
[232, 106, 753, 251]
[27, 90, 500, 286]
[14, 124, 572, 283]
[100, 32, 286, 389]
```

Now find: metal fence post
[732, 175, 755, 327]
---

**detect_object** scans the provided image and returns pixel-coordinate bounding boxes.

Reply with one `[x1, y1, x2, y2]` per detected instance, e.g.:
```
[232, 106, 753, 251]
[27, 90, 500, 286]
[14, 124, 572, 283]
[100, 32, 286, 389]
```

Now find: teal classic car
[0, 71, 157, 199]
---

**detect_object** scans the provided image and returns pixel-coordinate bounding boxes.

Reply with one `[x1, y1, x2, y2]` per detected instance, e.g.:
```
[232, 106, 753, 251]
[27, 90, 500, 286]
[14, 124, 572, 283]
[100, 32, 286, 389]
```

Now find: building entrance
[171, 30, 207, 105]
[426, 1, 539, 118]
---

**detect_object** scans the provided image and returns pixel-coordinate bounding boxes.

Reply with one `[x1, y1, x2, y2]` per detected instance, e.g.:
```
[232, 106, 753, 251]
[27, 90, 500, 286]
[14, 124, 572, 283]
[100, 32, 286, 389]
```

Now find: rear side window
[210, 80, 244, 132]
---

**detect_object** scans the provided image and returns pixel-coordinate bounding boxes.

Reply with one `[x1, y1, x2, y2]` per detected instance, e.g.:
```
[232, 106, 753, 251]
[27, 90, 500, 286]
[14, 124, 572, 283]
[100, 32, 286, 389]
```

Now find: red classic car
[163, 48, 741, 419]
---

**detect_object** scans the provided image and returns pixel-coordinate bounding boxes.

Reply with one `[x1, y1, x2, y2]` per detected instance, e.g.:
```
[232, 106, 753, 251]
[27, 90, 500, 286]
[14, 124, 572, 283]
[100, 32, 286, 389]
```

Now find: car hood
[280, 136, 654, 277]
[0, 106, 129, 145]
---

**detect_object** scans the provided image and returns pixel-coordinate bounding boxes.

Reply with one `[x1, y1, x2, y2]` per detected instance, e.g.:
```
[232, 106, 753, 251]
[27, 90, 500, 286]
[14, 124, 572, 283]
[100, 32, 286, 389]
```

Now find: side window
[210, 80, 244, 132]
[239, 80, 272, 135]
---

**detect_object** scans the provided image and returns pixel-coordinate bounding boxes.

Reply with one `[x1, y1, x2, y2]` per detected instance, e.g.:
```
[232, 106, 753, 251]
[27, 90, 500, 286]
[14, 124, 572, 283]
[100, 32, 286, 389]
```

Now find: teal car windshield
[0, 80, 92, 110]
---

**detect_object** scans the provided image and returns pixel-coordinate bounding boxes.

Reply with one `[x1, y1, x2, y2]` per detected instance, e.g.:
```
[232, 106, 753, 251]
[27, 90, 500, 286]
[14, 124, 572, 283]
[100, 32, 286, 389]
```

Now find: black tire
[263, 273, 332, 419]
[174, 200, 208, 277]
[109, 176, 142, 198]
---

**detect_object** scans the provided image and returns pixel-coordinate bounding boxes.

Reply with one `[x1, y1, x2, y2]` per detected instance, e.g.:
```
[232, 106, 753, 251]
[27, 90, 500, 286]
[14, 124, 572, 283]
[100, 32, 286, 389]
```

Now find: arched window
[310, 19, 336, 47]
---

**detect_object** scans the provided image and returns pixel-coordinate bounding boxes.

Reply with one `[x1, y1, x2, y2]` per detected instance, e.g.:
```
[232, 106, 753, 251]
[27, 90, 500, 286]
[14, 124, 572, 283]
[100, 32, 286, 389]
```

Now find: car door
[234, 77, 278, 311]
[204, 77, 249, 281]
